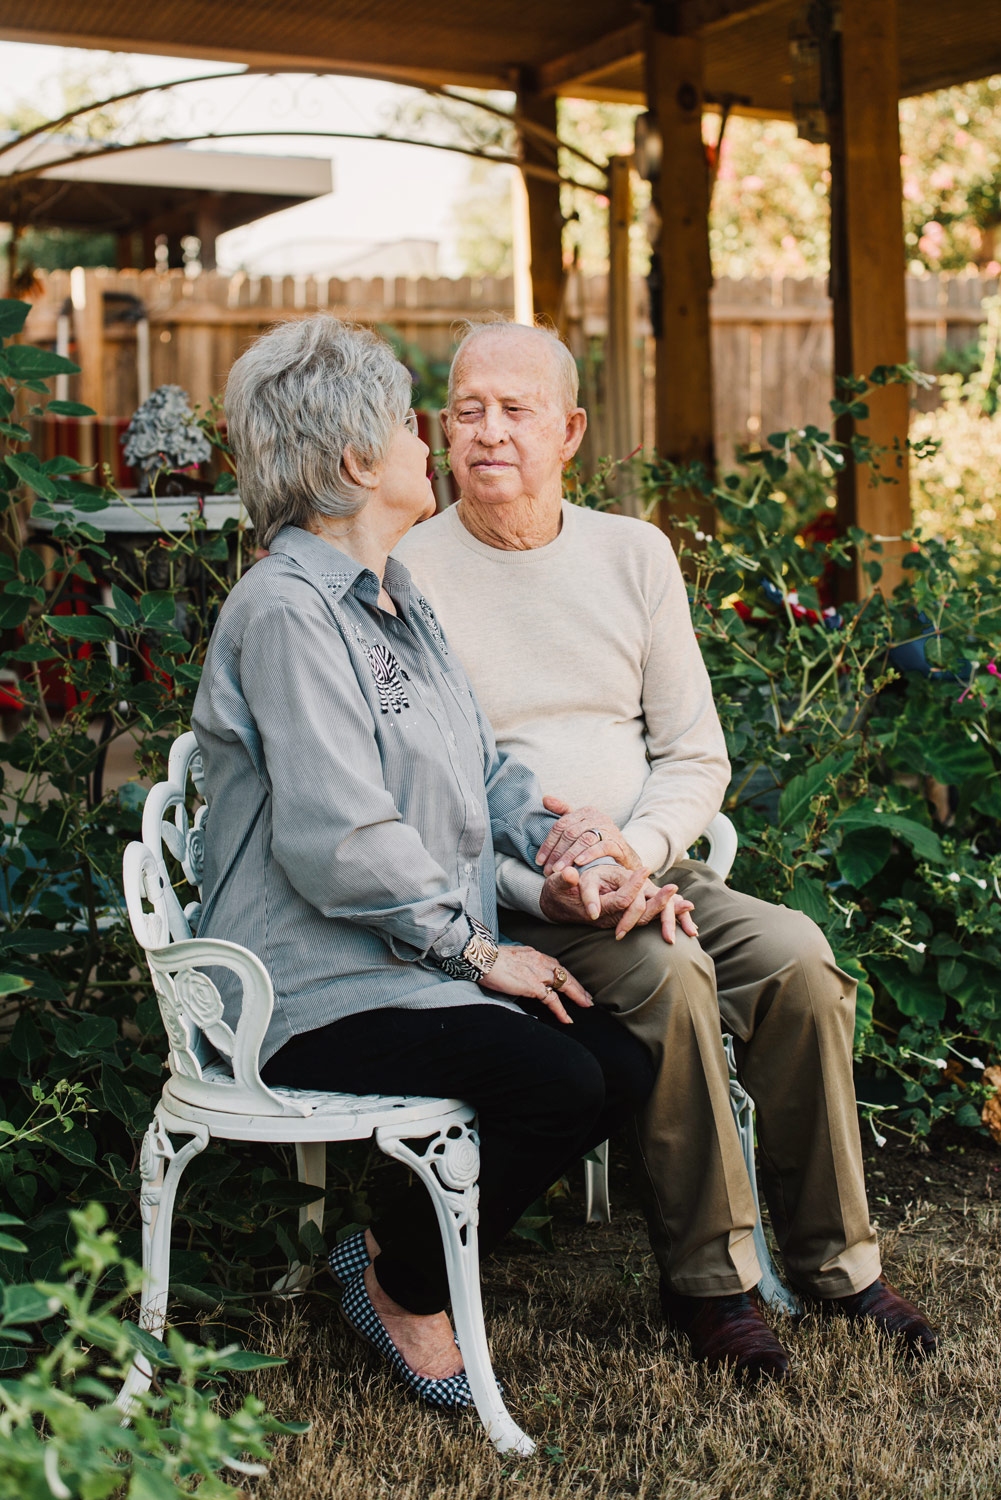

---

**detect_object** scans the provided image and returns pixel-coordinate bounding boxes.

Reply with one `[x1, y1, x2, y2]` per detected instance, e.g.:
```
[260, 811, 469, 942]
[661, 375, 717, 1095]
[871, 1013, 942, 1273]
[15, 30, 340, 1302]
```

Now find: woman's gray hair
[225, 316, 413, 548]
[447, 319, 579, 413]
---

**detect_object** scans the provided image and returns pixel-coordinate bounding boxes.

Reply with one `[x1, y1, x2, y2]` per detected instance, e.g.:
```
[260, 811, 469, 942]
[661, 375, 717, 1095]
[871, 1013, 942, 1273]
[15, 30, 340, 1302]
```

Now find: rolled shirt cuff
[428, 909, 474, 961]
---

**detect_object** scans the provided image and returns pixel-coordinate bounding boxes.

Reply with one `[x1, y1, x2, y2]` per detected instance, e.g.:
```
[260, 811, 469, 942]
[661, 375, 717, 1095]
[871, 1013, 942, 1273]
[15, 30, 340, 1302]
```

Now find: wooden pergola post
[644, 9, 716, 536]
[827, 0, 911, 593]
[607, 155, 641, 494]
[516, 72, 566, 331]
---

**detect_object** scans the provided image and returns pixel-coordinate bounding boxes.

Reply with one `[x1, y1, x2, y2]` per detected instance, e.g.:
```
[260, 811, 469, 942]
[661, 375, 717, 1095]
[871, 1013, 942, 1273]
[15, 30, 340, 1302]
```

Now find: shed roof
[0, 138, 332, 237]
[2, 0, 1000, 113]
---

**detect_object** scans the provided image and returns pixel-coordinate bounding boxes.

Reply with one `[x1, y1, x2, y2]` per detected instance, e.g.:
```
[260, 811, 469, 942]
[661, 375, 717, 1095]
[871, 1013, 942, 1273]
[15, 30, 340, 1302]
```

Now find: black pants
[263, 998, 655, 1313]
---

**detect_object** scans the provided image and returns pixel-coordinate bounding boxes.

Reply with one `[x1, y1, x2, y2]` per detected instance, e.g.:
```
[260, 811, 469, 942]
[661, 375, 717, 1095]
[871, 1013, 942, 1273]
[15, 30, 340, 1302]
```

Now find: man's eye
[457, 408, 482, 420]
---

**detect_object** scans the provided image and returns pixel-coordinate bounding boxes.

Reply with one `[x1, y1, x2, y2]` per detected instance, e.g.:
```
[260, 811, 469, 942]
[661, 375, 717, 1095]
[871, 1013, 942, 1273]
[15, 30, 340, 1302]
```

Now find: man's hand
[478, 944, 592, 1025]
[536, 797, 643, 875]
[541, 865, 698, 943]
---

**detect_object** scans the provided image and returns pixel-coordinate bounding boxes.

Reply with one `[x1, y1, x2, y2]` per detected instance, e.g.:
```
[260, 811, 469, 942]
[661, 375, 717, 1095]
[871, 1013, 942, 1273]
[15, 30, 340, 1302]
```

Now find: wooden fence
[21, 267, 998, 472]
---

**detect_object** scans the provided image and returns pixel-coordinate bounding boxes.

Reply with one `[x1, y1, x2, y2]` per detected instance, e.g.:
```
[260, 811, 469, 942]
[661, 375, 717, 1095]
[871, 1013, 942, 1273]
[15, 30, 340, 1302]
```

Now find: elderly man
[395, 320, 937, 1380]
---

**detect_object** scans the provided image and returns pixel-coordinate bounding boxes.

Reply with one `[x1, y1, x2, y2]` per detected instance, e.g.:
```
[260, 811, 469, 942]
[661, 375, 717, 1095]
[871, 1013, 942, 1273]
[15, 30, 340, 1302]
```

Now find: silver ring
[585, 828, 602, 842]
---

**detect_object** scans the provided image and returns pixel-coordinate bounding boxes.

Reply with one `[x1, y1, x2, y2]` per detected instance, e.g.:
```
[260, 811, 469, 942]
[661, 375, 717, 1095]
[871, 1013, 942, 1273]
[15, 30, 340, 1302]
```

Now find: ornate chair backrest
[124, 732, 296, 1118]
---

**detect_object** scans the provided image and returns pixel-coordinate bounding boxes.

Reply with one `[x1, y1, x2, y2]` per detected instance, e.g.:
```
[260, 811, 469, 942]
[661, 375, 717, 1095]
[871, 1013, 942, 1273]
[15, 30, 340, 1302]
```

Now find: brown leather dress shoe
[660, 1281, 792, 1382]
[814, 1277, 938, 1358]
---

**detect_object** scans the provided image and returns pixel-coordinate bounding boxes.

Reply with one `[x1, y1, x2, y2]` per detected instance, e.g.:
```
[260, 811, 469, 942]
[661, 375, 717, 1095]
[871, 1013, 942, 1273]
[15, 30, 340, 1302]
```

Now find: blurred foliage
[439, 77, 1001, 282]
[578, 366, 1001, 1144]
[0, 300, 375, 1303]
[911, 297, 1001, 575]
[0, 1201, 305, 1493]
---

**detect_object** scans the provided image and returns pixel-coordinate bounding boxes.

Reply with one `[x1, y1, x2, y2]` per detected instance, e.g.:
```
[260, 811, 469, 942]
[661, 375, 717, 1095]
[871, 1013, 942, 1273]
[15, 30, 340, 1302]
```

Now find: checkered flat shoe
[327, 1230, 371, 1286]
[339, 1271, 474, 1410]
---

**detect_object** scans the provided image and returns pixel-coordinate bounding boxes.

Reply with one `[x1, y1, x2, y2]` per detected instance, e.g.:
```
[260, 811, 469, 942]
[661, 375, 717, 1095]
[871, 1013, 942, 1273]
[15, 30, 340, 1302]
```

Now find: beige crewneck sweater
[394, 500, 730, 915]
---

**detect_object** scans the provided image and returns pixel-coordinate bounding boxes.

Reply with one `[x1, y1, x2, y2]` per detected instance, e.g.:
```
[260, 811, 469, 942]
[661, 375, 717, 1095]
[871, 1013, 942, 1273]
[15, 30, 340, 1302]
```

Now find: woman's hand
[478, 945, 593, 1026]
[536, 796, 642, 875]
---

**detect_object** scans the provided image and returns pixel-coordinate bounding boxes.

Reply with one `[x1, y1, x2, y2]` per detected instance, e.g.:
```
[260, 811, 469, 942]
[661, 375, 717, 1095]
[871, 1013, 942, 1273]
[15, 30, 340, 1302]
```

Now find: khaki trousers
[500, 860, 882, 1298]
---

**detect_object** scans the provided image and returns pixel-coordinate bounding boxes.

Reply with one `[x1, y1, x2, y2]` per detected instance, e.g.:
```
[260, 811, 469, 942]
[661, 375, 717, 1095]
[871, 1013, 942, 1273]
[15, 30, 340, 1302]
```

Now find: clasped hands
[535, 796, 698, 944]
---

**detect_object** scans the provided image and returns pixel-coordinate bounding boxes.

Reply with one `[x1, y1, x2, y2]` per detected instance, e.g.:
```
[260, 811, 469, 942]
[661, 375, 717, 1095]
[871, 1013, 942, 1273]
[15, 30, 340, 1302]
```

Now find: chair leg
[273, 1141, 327, 1295]
[584, 1140, 611, 1224]
[116, 1107, 209, 1416]
[723, 1039, 802, 1318]
[376, 1115, 535, 1457]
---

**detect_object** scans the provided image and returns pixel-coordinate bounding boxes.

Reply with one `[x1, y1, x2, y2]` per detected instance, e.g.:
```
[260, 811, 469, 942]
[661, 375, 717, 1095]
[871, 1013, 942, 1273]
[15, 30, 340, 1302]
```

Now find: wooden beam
[70, 267, 105, 419]
[828, 0, 911, 594]
[536, 23, 644, 96]
[0, 26, 511, 92]
[606, 156, 640, 481]
[516, 76, 566, 331]
[676, 0, 787, 34]
[645, 24, 716, 534]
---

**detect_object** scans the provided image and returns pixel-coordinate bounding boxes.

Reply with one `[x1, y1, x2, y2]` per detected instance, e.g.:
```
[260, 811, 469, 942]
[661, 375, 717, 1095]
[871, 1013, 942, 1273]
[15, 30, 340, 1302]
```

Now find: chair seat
[161, 1060, 473, 1142]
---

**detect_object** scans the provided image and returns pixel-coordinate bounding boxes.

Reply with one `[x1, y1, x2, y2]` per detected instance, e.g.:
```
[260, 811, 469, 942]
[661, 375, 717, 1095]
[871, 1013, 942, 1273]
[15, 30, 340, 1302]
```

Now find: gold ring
[551, 966, 568, 991]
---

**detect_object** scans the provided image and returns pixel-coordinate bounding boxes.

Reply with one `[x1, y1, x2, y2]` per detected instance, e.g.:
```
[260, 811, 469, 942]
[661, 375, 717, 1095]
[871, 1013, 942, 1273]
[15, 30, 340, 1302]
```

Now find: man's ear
[439, 408, 452, 445]
[341, 443, 380, 490]
[561, 407, 588, 464]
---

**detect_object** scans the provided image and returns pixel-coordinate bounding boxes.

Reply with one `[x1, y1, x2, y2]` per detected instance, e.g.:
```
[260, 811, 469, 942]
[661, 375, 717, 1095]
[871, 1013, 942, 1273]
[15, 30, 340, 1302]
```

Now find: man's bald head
[447, 321, 579, 415]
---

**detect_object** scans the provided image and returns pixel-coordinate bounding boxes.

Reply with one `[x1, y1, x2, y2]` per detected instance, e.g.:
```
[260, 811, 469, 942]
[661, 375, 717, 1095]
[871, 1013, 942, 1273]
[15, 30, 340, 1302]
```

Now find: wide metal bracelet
[432, 915, 498, 982]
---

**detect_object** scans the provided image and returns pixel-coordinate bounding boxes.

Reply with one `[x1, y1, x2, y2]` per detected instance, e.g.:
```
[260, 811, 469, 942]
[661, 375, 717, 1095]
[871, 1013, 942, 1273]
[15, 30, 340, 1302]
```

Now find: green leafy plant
[0, 1202, 306, 1496]
[0, 299, 371, 1291]
[582, 368, 1001, 1140]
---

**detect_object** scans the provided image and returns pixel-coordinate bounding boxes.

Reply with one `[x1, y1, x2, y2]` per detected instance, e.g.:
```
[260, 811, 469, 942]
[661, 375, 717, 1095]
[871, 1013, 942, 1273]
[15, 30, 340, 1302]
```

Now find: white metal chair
[582, 812, 801, 1316]
[117, 732, 533, 1456]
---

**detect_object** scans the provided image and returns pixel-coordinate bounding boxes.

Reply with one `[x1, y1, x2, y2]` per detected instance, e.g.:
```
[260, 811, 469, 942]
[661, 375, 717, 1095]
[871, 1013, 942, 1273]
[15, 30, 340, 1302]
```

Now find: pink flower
[987, 661, 999, 676]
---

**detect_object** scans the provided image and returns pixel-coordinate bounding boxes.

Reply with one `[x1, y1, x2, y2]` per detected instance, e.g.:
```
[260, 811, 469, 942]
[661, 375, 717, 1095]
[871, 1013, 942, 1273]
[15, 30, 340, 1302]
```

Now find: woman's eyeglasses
[404, 408, 419, 435]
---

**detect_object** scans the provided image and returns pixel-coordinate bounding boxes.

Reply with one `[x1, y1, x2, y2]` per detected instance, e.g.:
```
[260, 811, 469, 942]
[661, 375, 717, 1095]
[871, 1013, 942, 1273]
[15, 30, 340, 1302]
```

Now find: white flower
[934, 1057, 947, 1069]
[971, 1058, 986, 1070]
[915, 942, 927, 953]
[873, 1131, 887, 1148]
[948, 872, 961, 883]
[975, 878, 988, 890]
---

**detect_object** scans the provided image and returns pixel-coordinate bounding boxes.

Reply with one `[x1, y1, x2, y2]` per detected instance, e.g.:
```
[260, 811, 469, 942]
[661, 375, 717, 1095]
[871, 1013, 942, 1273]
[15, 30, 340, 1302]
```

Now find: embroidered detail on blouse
[417, 595, 448, 654]
[365, 642, 410, 715]
[321, 571, 354, 594]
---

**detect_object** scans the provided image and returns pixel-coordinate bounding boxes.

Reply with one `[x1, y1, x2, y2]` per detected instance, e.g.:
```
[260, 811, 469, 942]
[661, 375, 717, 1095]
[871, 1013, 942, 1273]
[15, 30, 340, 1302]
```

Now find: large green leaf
[869, 958, 946, 1022]
[140, 591, 178, 629]
[45, 398, 96, 417]
[43, 613, 115, 644]
[784, 870, 829, 922]
[100, 1063, 146, 1130]
[919, 731, 995, 785]
[6, 455, 60, 501]
[16, 546, 44, 582]
[0, 345, 79, 379]
[830, 808, 944, 864]
[0, 1282, 56, 1327]
[0, 597, 30, 630]
[0, 299, 30, 336]
[777, 750, 855, 829]
[834, 827, 892, 888]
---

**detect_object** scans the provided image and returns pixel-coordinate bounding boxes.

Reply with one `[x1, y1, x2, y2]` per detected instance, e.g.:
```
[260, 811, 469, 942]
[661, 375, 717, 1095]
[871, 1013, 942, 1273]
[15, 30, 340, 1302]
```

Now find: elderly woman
[191, 315, 655, 1408]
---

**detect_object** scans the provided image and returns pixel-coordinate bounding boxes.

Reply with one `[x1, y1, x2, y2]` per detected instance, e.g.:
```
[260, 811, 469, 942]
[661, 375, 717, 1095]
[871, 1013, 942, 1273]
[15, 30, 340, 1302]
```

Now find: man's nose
[475, 404, 508, 444]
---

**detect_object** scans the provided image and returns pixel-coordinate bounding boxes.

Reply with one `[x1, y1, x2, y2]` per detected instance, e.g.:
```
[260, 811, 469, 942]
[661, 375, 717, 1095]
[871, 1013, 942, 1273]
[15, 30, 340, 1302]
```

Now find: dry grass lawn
[243, 1135, 1001, 1500]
